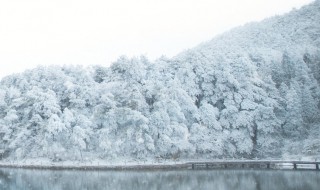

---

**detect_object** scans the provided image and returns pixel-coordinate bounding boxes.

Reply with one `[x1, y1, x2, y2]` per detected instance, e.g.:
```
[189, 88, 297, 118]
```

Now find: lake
[0, 168, 319, 190]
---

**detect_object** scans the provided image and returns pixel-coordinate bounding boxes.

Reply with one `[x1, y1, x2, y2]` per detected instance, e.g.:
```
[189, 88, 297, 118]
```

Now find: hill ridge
[0, 1, 319, 162]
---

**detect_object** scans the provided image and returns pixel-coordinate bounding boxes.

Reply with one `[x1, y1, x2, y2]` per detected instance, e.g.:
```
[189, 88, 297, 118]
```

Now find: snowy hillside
[0, 1, 320, 162]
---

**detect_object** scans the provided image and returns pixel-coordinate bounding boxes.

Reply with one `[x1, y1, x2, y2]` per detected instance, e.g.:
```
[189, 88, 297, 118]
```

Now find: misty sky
[0, 0, 314, 79]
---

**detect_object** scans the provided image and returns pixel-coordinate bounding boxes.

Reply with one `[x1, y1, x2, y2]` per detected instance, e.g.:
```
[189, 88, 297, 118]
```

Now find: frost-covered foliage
[0, 1, 320, 162]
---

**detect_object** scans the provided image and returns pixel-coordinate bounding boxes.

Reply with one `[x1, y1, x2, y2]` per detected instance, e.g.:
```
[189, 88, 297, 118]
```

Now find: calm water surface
[0, 168, 319, 190]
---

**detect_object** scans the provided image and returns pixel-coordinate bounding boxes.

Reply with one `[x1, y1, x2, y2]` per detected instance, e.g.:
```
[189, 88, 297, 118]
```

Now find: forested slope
[0, 1, 319, 162]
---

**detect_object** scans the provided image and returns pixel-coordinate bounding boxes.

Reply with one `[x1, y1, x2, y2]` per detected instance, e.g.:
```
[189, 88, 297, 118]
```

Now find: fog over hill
[0, 1, 319, 162]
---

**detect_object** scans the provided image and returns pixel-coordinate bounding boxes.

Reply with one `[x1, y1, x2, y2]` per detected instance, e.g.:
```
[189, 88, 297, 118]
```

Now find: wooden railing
[187, 160, 320, 170]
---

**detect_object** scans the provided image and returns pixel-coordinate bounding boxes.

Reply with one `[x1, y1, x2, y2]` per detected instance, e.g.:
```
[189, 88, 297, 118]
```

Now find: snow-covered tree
[0, 0, 320, 162]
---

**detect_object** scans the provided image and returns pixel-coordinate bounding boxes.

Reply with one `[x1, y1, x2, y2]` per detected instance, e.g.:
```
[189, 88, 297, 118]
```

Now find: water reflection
[0, 168, 319, 190]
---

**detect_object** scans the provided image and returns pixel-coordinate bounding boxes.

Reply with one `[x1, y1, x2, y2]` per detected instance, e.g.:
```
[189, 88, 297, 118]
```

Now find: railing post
[293, 163, 297, 170]
[192, 163, 194, 170]
[316, 163, 319, 170]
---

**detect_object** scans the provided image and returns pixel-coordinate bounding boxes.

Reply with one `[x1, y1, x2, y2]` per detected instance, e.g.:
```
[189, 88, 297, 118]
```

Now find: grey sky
[0, 0, 314, 79]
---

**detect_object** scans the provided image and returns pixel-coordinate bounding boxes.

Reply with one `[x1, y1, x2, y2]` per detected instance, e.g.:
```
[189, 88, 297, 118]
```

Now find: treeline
[0, 1, 320, 161]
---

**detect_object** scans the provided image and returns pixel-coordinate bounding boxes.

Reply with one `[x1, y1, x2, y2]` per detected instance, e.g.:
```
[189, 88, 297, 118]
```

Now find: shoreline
[0, 162, 190, 171]
[1, 159, 319, 171]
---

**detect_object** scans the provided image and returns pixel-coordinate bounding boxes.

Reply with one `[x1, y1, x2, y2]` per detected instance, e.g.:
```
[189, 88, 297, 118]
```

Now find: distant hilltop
[0, 1, 319, 163]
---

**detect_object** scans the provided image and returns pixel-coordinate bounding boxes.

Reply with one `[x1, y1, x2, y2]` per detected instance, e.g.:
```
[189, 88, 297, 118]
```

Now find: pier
[187, 160, 320, 170]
